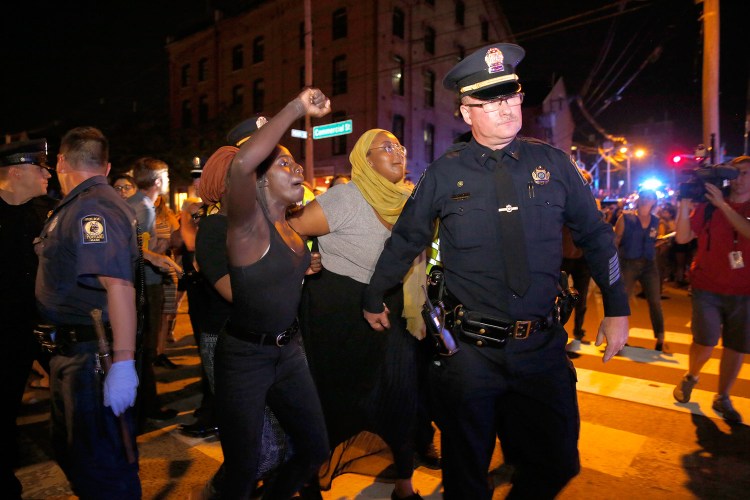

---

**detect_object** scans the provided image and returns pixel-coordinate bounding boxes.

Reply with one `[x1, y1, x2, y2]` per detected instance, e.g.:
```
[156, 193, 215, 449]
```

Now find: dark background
[2, 1, 747, 166]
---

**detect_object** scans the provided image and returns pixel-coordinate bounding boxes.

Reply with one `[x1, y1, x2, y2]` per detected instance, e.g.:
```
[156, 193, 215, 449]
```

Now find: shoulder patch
[81, 215, 107, 244]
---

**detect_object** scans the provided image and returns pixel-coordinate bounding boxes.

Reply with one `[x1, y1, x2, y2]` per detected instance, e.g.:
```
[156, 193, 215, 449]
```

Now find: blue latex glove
[104, 360, 139, 416]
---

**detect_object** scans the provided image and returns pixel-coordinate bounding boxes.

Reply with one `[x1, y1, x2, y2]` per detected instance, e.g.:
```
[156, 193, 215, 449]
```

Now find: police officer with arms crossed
[363, 43, 630, 499]
[35, 127, 141, 498]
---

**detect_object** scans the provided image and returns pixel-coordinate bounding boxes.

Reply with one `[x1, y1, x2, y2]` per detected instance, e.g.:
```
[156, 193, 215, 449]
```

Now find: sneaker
[673, 374, 699, 403]
[712, 395, 742, 424]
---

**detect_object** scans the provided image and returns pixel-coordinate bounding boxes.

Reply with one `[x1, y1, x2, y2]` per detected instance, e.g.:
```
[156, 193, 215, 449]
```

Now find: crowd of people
[1, 40, 748, 500]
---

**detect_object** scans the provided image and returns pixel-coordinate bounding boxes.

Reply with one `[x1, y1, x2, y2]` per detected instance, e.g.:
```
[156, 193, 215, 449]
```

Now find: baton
[90, 309, 137, 464]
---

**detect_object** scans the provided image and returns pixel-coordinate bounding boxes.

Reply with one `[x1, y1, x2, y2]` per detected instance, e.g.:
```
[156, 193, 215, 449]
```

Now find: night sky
[2, 1, 747, 159]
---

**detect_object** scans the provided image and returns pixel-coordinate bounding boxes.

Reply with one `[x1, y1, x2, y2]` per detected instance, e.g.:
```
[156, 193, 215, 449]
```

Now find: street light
[620, 146, 647, 194]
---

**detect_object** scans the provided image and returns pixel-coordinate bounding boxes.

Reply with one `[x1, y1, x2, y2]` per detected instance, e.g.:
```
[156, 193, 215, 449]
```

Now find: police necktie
[491, 150, 531, 296]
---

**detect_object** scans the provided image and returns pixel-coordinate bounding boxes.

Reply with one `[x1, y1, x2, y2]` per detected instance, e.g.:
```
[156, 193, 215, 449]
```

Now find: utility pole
[304, 0, 314, 185]
[703, 0, 720, 161]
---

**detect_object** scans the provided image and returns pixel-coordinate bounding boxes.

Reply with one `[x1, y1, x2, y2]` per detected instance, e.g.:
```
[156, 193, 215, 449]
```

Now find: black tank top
[228, 216, 311, 335]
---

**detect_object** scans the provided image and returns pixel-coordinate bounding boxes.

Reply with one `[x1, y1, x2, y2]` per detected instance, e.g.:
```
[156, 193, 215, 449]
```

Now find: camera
[677, 163, 739, 201]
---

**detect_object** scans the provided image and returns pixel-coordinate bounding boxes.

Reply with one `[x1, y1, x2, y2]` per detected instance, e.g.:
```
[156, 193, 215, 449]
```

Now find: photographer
[673, 156, 750, 424]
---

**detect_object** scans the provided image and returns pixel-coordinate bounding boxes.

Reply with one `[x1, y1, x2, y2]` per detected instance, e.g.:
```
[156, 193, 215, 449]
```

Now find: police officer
[35, 127, 141, 498]
[0, 139, 55, 498]
[363, 43, 630, 499]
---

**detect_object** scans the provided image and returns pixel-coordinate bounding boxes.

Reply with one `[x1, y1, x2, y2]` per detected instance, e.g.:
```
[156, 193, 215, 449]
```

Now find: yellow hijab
[350, 129, 412, 224]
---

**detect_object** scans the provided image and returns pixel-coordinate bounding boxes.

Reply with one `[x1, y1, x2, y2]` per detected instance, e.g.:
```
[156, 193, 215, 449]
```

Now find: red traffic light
[671, 155, 682, 164]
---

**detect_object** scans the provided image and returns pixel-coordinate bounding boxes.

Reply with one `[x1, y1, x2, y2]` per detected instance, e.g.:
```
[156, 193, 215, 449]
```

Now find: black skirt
[299, 268, 418, 486]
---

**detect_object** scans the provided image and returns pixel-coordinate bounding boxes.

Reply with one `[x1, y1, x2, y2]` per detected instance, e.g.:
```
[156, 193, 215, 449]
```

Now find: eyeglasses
[463, 92, 524, 113]
[369, 143, 407, 157]
[114, 185, 135, 192]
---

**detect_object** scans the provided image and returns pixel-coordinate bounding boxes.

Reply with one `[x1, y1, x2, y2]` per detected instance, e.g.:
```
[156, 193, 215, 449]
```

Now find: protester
[362, 43, 629, 498]
[34, 127, 142, 498]
[112, 173, 137, 200]
[215, 88, 331, 498]
[0, 139, 55, 498]
[615, 189, 666, 351]
[290, 129, 423, 498]
[673, 156, 750, 424]
[562, 168, 594, 351]
[128, 157, 178, 425]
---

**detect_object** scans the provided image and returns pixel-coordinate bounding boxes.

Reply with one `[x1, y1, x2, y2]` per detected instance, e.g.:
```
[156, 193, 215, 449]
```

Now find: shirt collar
[469, 136, 521, 167]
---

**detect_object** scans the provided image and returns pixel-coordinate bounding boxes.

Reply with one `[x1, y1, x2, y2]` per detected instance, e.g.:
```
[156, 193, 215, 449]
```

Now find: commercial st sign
[312, 119, 353, 140]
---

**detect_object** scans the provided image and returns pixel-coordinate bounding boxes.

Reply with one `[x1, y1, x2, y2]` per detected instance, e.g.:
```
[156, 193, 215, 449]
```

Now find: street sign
[291, 129, 308, 139]
[312, 119, 352, 140]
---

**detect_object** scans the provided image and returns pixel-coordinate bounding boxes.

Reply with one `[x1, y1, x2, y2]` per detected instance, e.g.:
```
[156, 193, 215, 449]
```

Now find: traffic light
[671, 155, 682, 165]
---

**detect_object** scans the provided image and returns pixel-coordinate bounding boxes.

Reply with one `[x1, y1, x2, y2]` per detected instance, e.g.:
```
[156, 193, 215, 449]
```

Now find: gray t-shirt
[316, 182, 391, 284]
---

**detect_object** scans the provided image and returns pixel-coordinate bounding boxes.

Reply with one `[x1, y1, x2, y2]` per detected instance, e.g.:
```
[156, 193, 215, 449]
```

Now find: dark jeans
[561, 257, 592, 338]
[136, 284, 164, 430]
[622, 258, 665, 338]
[431, 325, 580, 499]
[50, 341, 141, 499]
[215, 332, 329, 499]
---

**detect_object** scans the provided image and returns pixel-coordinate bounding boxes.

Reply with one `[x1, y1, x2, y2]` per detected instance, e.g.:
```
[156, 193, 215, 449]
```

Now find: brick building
[166, 0, 514, 185]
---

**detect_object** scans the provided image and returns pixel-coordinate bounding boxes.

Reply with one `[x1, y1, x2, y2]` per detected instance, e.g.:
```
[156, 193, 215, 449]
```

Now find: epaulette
[442, 141, 467, 159]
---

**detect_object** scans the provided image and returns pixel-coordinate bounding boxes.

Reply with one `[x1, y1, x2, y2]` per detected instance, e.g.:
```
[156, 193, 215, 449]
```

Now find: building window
[180, 64, 190, 87]
[331, 111, 347, 156]
[332, 55, 347, 95]
[198, 95, 209, 124]
[481, 19, 489, 42]
[253, 36, 265, 64]
[424, 26, 435, 55]
[456, 44, 465, 61]
[392, 55, 405, 96]
[392, 114, 405, 144]
[332, 8, 347, 40]
[424, 70, 435, 107]
[232, 85, 244, 107]
[198, 58, 208, 82]
[253, 79, 265, 114]
[455, 1, 465, 26]
[181, 100, 192, 128]
[393, 7, 405, 38]
[232, 45, 243, 70]
[424, 124, 435, 163]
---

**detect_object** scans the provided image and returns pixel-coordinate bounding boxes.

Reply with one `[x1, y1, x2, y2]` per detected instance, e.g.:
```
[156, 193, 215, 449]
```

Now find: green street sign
[312, 119, 353, 140]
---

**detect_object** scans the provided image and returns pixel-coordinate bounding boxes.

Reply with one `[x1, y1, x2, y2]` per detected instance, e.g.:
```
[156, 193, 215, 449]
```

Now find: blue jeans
[622, 258, 665, 338]
[50, 341, 141, 500]
[215, 332, 329, 499]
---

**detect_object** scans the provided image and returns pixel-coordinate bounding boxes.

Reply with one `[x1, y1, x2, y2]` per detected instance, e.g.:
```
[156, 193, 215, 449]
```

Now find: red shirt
[690, 201, 750, 295]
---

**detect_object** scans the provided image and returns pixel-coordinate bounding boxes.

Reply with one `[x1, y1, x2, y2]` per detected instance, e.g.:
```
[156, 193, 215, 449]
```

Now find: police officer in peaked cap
[363, 43, 630, 498]
[0, 138, 56, 498]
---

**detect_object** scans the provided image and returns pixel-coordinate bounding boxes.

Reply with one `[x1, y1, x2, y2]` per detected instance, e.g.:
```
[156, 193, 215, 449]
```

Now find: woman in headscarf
[289, 129, 423, 499]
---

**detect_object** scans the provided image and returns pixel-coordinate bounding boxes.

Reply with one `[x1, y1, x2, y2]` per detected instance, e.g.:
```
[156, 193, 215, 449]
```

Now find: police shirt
[35, 176, 138, 325]
[364, 137, 629, 321]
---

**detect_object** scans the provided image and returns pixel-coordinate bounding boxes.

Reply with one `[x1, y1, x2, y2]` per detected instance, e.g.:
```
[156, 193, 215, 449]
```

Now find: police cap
[227, 115, 268, 147]
[443, 43, 525, 100]
[0, 139, 48, 168]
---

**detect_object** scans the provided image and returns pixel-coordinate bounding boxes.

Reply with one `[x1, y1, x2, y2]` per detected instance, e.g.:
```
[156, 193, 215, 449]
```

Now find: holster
[555, 271, 579, 326]
[33, 324, 57, 353]
[422, 266, 459, 356]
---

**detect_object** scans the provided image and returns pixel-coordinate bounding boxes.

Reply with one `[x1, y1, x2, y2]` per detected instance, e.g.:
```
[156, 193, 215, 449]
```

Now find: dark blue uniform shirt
[365, 137, 630, 320]
[35, 176, 138, 325]
[620, 213, 659, 260]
